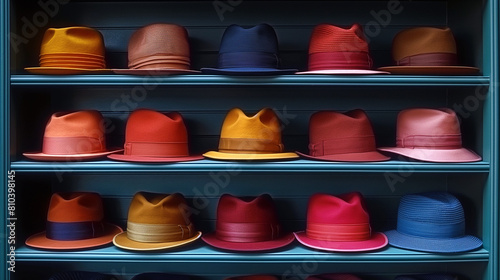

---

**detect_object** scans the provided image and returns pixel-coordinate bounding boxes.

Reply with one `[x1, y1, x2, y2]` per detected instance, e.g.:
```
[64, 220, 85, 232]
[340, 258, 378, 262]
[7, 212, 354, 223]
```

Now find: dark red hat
[297, 109, 389, 162]
[294, 192, 388, 252]
[202, 194, 295, 251]
[108, 109, 203, 163]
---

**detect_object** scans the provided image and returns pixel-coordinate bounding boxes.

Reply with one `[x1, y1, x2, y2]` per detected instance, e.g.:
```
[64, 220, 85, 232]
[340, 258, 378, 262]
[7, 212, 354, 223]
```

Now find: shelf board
[15, 244, 489, 263]
[10, 159, 490, 173]
[10, 75, 491, 87]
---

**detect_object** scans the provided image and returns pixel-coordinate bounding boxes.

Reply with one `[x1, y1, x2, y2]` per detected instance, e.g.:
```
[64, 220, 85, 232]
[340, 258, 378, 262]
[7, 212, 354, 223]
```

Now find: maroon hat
[307, 274, 363, 280]
[294, 192, 388, 252]
[202, 194, 295, 251]
[298, 109, 389, 162]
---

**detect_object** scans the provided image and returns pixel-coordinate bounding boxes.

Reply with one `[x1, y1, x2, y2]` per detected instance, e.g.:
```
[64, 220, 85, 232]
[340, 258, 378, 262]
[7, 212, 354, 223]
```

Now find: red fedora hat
[378, 108, 481, 162]
[25, 192, 123, 250]
[202, 194, 295, 251]
[23, 110, 122, 161]
[108, 109, 203, 163]
[297, 24, 388, 75]
[297, 109, 389, 162]
[294, 192, 388, 252]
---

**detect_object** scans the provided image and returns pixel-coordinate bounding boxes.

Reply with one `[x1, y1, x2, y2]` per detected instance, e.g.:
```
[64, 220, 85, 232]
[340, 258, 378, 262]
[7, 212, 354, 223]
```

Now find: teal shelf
[9, 75, 491, 87]
[15, 244, 489, 263]
[10, 159, 490, 173]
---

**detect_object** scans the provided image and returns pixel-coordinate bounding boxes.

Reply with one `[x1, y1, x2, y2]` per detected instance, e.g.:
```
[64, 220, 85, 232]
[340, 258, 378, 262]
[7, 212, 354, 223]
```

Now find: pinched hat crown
[40, 27, 106, 57]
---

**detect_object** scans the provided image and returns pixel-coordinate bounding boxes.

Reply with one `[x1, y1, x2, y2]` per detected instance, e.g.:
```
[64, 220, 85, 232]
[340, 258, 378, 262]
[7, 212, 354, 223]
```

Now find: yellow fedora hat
[113, 192, 202, 251]
[25, 26, 111, 74]
[203, 108, 299, 161]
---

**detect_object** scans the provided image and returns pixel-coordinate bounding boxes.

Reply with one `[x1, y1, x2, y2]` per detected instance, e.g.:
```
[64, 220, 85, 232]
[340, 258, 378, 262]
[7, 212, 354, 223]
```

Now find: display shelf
[9, 75, 491, 87]
[15, 244, 489, 263]
[10, 160, 491, 173]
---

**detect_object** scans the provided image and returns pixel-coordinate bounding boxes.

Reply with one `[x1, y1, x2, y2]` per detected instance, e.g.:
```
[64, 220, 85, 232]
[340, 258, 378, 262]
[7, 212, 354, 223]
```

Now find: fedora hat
[297, 109, 390, 161]
[294, 192, 388, 252]
[113, 192, 202, 251]
[307, 274, 363, 280]
[113, 23, 200, 75]
[202, 194, 295, 251]
[48, 271, 118, 280]
[377, 108, 481, 162]
[25, 192, 123, 250]
[201, 24, 297, 75]
[108, 109, 203, 163]
[131, 273, 190, 280]
[203, 108, 299, 160]
[394, 273, 459, 280]
[25, 26, 111, 74]
[23, 110, 122, 161]
[385, 192, 482, 253]
[297, 24, 388, 75]
[377, 27, 479, 75]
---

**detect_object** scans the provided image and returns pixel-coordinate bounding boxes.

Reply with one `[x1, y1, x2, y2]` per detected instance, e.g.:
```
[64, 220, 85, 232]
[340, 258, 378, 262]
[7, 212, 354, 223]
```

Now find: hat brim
[107, 153, 204, 163]
[112, 231, 202, 251]
[376, 66, 480, 75]
[201, 68, 297, 76]
[296, 151, 390, 162]
[25, 223, 123, 250]
[293, 231, 388, 252]
[384, 230, 483, 253]
[201, 232, 295, 251]
[25, 67, 112, 75]
[112, 69, 201, 75]
[203, 151, 299, 161]
[296, 69, 390, 75]
[377, 147, 481, 163]
[23, 148, 123, 161]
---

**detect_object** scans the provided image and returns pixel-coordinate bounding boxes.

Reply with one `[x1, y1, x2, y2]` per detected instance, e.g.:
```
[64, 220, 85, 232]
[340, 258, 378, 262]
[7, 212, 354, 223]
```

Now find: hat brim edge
[203, 151, 299, 161]
[293, 231, 388, 252]
[377, 147, 482, 163]
[201, 232, 295, 251]
[23, 148, 124, 161]
[112, 231, 202, 251]
[384, 230, 483, 253]
[107, 153, 204, 163]
[296, 151, 390, 162]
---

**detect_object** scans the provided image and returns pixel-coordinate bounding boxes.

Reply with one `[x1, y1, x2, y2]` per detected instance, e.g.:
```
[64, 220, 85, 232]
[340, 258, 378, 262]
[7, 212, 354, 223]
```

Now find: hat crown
[309, 109, 375, 141]
[307, 192, 369, 224]
[309, 23, 368, 53]
[219, 24, 279, 53]
[45, 110, 105, 138]
[47, 192, 104, 222]
[392, 27, 457, 62]
[398, 192, 465, 225]
[220, 108, 281, 141]
[127, 192, 191, 225]
[125, 109, 188, 142]
[40, 27, 105, 56]
[216, 194, 279, 223]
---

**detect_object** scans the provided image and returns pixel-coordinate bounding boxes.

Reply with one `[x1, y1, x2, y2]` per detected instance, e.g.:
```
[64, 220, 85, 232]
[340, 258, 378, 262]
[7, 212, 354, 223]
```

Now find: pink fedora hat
[294, 192, 388, 252]
[378, 108, 481, 162]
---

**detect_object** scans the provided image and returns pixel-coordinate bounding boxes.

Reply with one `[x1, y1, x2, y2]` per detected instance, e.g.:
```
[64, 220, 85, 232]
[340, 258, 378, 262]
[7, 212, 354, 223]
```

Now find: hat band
[397, 217, 465, 238]
[216, 221, 282, 242]
[129, 55, 190, 68]
[309, 135, 376, 156]
[397, 53, 458, 66]
[218, 52, 279, 69]
[396, 134, 462, 149]
[308, 52, 372, 71]
[306, 223, 371, 241]
[43, 136, 106, 155]
[46, 221, 106, 241]
[127, 221, 195, 243]
[124, 141, 189, 157]
[219, 138, 284, 154]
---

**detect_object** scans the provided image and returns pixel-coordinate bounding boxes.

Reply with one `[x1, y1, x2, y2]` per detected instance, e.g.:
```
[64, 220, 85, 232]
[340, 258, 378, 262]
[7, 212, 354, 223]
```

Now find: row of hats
[26, 191, 482, 254]
[23, 107, 481, 163]
[46, 272, 466, 280]
[25, 23, 479, 76]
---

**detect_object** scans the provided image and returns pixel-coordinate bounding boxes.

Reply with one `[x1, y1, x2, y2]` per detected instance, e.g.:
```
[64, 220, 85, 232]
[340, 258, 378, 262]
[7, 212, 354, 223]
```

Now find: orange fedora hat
[113, 23, 200, 75]
[23, 110, 122, 161]
[203, 108, 299, 161]
[25, 192, 123, 250]
[378, 27, 480, 75]
[113, 192, 202, 251]
[108, 109, 203, 163]
[25, 26, 111, 74]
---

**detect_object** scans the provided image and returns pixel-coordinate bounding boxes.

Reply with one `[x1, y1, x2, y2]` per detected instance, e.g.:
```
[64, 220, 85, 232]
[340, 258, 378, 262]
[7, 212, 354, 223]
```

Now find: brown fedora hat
[378, 27, 479, 75]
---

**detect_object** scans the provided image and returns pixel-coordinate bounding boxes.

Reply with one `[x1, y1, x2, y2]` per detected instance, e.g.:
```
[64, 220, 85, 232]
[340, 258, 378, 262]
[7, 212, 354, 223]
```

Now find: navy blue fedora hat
[48, 271, 118, 280]
[131, 273, 190, 280]
[385, 192, 482, 253]
[394, 273, 459, 280]
[201, 23, 297, 75]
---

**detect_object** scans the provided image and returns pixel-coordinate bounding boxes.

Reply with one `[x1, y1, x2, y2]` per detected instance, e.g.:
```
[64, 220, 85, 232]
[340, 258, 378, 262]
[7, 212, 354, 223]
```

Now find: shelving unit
[1, 0, 498, 279]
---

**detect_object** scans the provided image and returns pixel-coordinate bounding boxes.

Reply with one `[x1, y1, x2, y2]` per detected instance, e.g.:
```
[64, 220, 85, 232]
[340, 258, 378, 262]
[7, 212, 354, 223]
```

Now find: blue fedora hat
[131, 273, 190, 280]
[48, 271, 118, 280]
[394, 273, 459, 280]
[201, 24, 297, 75]
[385, 192, 482, 253]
